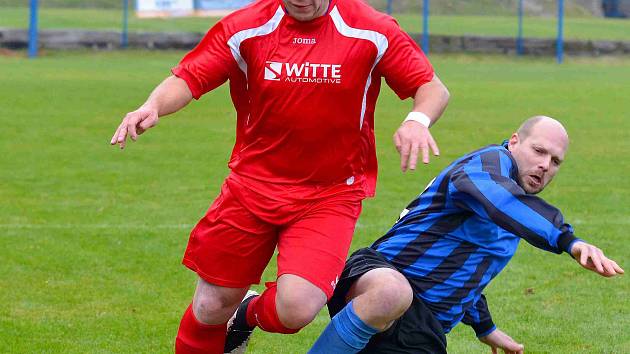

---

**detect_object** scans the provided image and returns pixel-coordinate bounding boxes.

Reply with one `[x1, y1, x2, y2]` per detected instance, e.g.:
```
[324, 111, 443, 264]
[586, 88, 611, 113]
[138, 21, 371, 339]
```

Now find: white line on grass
[1, 219, 629, 231]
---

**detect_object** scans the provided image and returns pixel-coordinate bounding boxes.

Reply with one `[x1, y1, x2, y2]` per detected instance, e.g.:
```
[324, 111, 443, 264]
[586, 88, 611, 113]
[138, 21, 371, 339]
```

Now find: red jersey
[172, 0, 434, 197]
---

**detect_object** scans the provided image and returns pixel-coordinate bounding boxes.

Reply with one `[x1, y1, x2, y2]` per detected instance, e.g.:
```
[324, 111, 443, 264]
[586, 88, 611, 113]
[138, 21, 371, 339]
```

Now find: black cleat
[224, 290, 259, 354]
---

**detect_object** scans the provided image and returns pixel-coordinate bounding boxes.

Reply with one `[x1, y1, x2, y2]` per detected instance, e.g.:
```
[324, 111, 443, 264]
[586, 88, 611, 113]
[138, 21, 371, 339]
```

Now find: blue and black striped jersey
[371, 142, 579, 336]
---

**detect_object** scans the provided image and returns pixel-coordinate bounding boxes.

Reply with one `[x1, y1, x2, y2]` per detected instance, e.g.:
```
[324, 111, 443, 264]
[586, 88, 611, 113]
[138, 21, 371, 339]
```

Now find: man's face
[282, 0, 329, 21]
[508, 122, 568, 194]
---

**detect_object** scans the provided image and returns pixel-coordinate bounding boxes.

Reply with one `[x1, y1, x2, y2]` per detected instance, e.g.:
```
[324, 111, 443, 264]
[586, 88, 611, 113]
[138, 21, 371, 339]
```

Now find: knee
[365, 271, 413, 320]
[275, 288, 326, 330]
[193, 289, 242, 324]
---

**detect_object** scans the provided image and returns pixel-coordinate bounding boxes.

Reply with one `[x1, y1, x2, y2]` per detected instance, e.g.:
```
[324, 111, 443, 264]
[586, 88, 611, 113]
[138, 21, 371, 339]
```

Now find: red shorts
[182, 173, 364, 298]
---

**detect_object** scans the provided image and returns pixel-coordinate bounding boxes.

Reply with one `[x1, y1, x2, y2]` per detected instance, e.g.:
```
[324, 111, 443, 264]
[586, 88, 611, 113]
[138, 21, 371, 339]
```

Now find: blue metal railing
[28, 0, 38, 58]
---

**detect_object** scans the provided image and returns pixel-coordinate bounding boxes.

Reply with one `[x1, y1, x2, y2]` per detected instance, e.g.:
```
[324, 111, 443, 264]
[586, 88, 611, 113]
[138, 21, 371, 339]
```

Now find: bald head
[516, 116, 569, 149]
[508, 116, 569, 194]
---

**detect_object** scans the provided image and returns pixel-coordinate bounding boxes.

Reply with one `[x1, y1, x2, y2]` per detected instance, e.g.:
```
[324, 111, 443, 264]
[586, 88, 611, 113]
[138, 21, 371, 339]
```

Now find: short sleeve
[376, 19, 434, 100]
[171, 21, 238, 99]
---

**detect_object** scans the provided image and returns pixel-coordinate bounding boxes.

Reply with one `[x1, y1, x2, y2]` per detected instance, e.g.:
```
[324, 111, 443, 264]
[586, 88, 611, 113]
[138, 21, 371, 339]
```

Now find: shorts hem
[278, 270, 334, 299]
[182, 258, 261, 288]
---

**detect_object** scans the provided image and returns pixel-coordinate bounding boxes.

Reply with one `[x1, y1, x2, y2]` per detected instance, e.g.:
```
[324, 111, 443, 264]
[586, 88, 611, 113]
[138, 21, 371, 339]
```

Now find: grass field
[2, 7, 630, 41]
[1, 50, 629, 353]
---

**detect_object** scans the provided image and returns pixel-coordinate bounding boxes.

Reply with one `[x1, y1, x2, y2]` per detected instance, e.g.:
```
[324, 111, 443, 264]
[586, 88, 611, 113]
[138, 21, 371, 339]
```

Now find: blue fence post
[610, 0, 620, 16]
[386, 0, 392, 15]
[556, 0, 564, 63]
[422, 0, 429, 54]
[28, 0, 38, 58]
[517, 0, 523, 55]
[121, 0, 129, 48]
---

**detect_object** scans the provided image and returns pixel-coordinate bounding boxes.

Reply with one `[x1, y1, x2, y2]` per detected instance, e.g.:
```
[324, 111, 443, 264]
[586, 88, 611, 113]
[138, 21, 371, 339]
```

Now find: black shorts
[328, 248, 448, 354]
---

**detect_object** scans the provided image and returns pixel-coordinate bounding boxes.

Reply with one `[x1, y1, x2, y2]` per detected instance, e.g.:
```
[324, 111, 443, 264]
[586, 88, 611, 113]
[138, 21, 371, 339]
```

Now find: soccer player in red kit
[110, 0, 450, 352]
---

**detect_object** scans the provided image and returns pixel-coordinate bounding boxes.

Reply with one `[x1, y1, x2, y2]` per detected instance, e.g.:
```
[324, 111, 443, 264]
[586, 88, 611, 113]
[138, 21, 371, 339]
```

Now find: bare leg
[192, 277, 249, 325]
[346, 268, 413, 331]
[176, 278, 250, 354]
[308, 268, 412, 354]
[275, 274, 328, 329]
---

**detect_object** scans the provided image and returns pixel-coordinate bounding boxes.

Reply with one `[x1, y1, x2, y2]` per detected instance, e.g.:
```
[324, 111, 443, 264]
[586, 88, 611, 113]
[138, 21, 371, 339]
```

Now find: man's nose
[538, 156, 551, 171]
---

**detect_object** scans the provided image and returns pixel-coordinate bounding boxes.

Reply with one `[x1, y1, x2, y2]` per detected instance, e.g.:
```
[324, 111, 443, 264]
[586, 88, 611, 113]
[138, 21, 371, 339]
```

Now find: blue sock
[309, 301, 378, 354]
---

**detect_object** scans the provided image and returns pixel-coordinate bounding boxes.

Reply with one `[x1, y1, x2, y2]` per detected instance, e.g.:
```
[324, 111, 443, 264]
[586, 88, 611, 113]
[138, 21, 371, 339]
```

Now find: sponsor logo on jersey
[264, 61, 282, 81]
[264, 61, 341, 84]
[292, 37, 316, 45]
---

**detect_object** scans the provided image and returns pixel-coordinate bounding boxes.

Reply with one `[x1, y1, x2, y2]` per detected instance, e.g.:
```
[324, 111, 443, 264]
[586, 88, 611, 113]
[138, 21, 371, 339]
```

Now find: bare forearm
[110, 75, 194, 149]
[141, 75, 193, 117]
[393, 75, 449, 170]
[412, 75, 450, 126]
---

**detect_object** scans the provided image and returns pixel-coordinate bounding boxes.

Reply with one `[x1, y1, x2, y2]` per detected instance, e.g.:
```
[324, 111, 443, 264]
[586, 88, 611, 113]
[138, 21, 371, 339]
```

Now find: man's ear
[508, 133, 519, 150]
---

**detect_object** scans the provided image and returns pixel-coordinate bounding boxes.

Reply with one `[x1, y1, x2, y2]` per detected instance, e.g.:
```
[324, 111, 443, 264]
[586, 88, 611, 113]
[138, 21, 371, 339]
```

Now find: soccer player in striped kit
[310, 116, 624, 354]
[109, 0, 450, 352]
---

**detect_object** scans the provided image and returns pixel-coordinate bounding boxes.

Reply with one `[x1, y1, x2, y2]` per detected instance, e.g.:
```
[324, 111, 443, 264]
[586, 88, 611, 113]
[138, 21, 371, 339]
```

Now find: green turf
[0, 7, 221, 33]
[1, 7, 630, 41]
[1, 50, 629, 353]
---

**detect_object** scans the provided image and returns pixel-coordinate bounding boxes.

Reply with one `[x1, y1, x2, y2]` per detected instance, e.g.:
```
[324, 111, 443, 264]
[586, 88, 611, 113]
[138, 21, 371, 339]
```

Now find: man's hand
[570, 241, 624, 277]
[479, 328, 524, 354]
[109, 75, 193, 149]
[393, 121, 439, 172]
[110, 106, 159, 149]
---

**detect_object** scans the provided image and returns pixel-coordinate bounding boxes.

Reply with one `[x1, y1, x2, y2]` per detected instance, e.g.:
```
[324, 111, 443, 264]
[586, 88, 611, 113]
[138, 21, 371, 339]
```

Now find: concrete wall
[412, 33, 630, 56]
[0, 29, 203, 50]
[2, 28, 629, 56]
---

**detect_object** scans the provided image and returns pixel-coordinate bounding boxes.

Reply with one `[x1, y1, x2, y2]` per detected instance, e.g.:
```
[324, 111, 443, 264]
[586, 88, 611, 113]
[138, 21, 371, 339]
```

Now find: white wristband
[403, 112, 431, 128]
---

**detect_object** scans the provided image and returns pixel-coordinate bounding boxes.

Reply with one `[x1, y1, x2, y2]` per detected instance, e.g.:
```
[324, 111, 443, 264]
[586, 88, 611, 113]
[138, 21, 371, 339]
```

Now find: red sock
[245, 282, 301, 334]
[175, 304, 227, 354]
